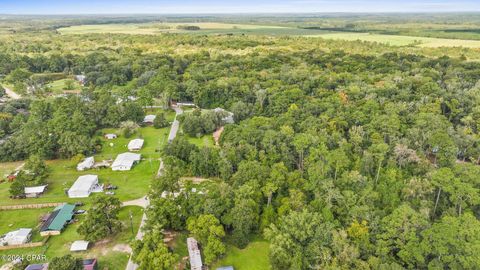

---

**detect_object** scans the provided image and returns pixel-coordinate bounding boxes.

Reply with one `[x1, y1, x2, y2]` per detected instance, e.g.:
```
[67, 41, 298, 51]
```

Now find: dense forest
[1, 17, 480, 269]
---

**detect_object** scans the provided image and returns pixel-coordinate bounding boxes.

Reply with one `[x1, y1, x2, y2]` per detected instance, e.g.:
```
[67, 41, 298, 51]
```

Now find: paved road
[3, 87, 21, 100]
[167, 106, 184, 143]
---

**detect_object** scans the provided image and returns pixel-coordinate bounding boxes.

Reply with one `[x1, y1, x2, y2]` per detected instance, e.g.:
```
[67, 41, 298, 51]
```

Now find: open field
[57, 22, 331, 36]
[213, 239, 271, 270]
[311, 32, 480, 48]
[57, 22, 480, 48]
[45, 79, 82, 94]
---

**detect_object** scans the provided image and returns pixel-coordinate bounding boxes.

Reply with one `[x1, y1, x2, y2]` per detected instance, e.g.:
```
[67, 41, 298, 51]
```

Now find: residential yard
[0, 123, 174, 206]
[0, 206, 143, 268]
[0, 208, 52, 242]
[185, 134, 215, 148]
[45, 79, 82, 94]
[213, 239, 271, 270]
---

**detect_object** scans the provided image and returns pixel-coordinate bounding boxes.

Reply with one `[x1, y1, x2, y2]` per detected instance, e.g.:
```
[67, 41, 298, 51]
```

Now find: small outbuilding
[104, 133, 117, 140]
[77, 157, 95, 171]
[216, 267, 234, 270]
[187, 237, 203, 270]
[68, 175, 100, 198]
[214, 108, 235, 124]
[82, 259, 98, 270]
[70, 240, 90, 252]
[111, 153, 141, 171]
[25, 264, 49, 270]
[128, 139, 144, 151]
[0, 228, 32, 246]
[24, 185, 48, 198]
[40, 204, 75, 236]
[143, 115, 156, 124]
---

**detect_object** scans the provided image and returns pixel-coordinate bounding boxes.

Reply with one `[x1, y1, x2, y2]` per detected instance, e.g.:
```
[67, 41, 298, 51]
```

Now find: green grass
[213, 239, 271, 270]
[0, 208, 52, 242]
[186, 134, 215, 148]
[0, 206, 143, 268]
[45, 79, 82, 94]
[0, 123, 174, 206]
[310, 32, 480, 48]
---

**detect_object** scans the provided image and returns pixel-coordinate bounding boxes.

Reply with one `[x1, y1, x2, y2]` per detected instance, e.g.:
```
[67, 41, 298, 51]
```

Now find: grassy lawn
[310, 32, 480, 48]
[0, 206, 143, 268]
[45, 79, 82, 95]
[0, 123, 174, 206]
[213, 239, 271, 270]
[185, 134, 215, 148]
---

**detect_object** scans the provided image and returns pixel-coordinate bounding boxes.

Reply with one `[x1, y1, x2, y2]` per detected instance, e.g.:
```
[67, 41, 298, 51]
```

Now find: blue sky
[1, 0, 479, 14]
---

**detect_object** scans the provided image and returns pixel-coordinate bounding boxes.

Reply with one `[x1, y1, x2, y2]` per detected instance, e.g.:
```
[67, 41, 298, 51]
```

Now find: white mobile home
[0, 228, 32, 246]
[77, 157, 94, 171]
[128, 139, 144, 151]
[143, 115, 156, 124]
[111, 153, 141, 171]
[24, 185, 47, 198]
[67, 175, 99, 198]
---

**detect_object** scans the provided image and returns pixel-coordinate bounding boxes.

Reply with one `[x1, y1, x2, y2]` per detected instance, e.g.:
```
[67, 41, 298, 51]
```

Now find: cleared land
[213, 239, 271, 270]
[58, 23, 480, 48]
[311, 32, 480, 48]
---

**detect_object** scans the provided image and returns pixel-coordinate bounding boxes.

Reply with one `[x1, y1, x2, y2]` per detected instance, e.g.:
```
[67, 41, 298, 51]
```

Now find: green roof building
[40, 204, 75, 236]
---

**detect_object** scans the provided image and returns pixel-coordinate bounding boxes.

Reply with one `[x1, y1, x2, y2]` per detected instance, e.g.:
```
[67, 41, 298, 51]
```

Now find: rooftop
[41, 204, 75, 232]
[128, 138, 144, 150]
[69, 175, 98, 193]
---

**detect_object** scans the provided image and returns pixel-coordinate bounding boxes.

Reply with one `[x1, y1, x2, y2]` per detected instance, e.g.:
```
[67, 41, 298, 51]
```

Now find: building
[104, 133, 117, 140]
[68, 175, 100, 198]
[187, 237, 203, 270]
[143, 115, 156, 124]
[82, 259, 98, 270]
[70, 240, 90, 252]
[0, 228, 32, 246]
[214, 108, 235, 124]
[40, 204, 75, 236]
[111, 153, 141, 171]
[77, 157, 95, 171]
[128, 139, 144, 151]
[75, 75, 86, 86]
[24, 185, 47, 198]
[25, 263, 49, 270]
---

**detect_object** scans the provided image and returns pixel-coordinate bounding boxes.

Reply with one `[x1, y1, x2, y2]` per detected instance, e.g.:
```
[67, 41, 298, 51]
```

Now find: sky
[1, 0, 479, 14]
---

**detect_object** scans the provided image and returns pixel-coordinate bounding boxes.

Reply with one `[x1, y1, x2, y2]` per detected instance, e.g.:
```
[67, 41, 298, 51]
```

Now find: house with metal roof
[40, 204, 75, 236]
[111, 152, 141, 171]
[0, 228, 32, 246]
[143, 114, 156, 124]
[70, 240, 90, 252]
[24, 185, 47, 198]
[77, 157, 95, 171]
[68, 175, 100, 198]
[128, 139, 144, 151]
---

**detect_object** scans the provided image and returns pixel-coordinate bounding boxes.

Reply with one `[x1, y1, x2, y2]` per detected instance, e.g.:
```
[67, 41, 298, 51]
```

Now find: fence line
[0, 202, 65, 210]
[0, 242, 43, 250]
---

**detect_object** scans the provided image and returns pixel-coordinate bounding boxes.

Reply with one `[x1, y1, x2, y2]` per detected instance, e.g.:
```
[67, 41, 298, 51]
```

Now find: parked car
[74, 210, 86, 215]
[105, 191, 115, 195]
[105, 184, 118, 190]
[74, 202, 84, 207]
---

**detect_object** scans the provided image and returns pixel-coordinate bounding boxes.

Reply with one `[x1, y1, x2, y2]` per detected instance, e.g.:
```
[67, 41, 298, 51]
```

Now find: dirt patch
[113, 243, 132, 253]
[213, 126, 224, 145]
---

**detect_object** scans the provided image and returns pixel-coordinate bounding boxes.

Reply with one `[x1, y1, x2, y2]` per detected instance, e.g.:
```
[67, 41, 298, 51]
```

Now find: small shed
[68, 175, 99, 198]
[77, 157, 94, 171]
[214, 108, 235, 124]
[0, 228, 32, 246]
[70, 240, 90, 252]
[105, 134, 117, 140]
[217, 267, 234, 270]
[143, 115, 156, 124]
[25, 264, 49, 270]
[128, 139, 144, 151]
[82, 259, 98, 270]
[24, 185, 47, 198]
